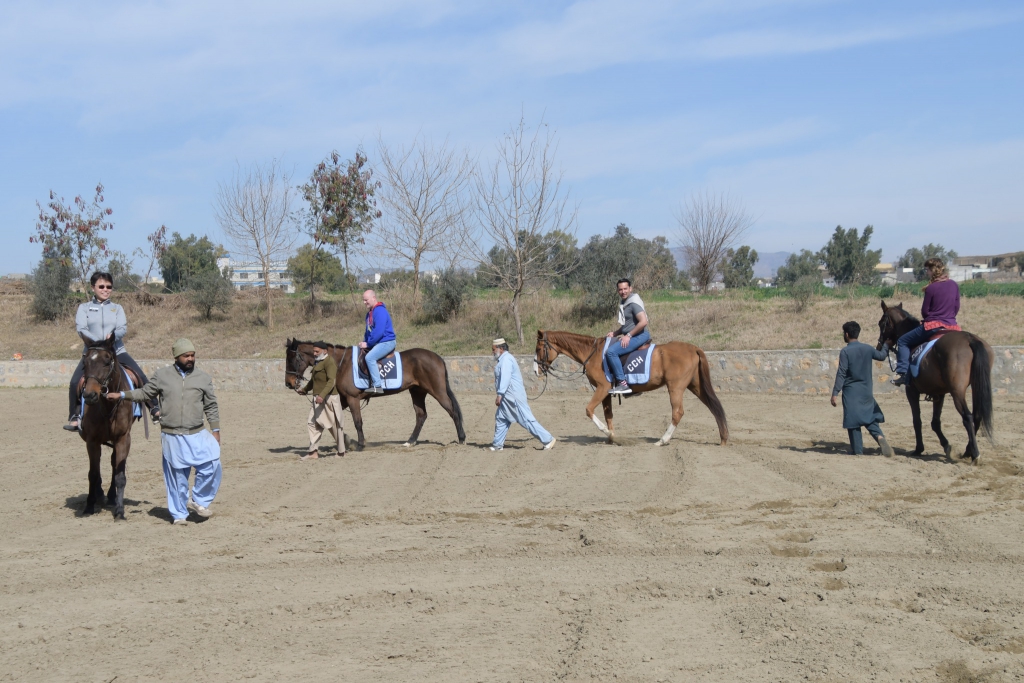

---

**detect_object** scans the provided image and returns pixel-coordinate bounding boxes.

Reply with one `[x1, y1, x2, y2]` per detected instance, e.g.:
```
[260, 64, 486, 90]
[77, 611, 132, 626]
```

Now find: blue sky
[2, 0, 1022, 275]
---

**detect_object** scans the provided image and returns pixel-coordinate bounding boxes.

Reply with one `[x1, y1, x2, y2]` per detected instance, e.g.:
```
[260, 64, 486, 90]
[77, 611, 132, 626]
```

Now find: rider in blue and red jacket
[358, 289, 397, 394]
[892, 258, 961, 386]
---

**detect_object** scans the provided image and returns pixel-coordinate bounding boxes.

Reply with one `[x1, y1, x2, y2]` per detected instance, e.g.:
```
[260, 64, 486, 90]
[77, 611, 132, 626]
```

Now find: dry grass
[2, 286, 1022, 360]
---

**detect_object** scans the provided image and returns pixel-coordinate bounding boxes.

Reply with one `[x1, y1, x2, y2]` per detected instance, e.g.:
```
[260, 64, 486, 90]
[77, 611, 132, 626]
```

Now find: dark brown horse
[78, 335, 137, 518]
[534, 330, 728, 446]
[876, 301, 994, 463]
[284, 339, 466, 449]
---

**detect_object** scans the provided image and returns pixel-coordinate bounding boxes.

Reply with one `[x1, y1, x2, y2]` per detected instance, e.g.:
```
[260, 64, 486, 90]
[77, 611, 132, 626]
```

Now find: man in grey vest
[831, 321, 894, 456]
[605, 278, 650, 394]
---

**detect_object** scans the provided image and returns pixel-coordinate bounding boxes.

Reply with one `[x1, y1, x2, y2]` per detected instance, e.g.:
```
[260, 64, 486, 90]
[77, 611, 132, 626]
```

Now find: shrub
[30, 250, 75, 321]
[790, 274, 819, 312]
[421, 269, 473, 322]
[186, 270, 234, 319]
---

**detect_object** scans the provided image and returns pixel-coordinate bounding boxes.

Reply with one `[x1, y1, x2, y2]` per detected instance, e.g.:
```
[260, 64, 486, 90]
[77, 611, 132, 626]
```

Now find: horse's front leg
[85, 441, 103, 515]
[602, 395, 615, 443]
[930, 394, 952, 458]
[907, 386, 925, 456]
[348, 395, 366, 450]
[110, 432, 130, 520]
[585, 391, 610, 437]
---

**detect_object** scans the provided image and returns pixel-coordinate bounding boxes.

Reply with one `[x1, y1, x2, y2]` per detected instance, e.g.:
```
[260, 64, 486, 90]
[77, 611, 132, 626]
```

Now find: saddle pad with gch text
[352, 347, 403, 390]
[910, 339, 938, 379]
[601, 338, 655, 385]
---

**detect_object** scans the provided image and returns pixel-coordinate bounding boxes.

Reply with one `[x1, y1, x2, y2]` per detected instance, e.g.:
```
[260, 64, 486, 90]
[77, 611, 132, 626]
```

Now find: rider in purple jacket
[892, 258, 961, 386]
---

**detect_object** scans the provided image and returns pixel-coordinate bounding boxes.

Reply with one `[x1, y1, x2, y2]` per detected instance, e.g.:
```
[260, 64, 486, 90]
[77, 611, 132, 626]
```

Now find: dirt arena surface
[3, 387, 1024, 682]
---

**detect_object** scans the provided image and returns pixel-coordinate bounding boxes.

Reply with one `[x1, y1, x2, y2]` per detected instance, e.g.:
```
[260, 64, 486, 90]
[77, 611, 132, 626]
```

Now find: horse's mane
[544, 330, 602, 358]
[887, 306, 920, 326]
[287, 338, 348, 351]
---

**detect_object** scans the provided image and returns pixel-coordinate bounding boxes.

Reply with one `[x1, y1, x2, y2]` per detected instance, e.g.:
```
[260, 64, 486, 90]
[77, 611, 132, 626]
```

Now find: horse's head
[284, 338, 316, 390]
[81, 334, 117, 404]
[876, 300, 907, 351]
[534, 330, 559, 377]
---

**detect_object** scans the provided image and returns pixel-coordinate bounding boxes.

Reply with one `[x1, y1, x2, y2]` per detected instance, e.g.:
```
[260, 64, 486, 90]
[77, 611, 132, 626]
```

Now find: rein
[532, 333, 601, 400]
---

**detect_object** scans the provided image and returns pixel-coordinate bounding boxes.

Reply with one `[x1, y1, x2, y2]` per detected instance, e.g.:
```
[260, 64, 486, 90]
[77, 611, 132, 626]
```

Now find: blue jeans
[365, 339, 397, 387]
[605, 329, 651, 382]
[895, 325, 931, 375]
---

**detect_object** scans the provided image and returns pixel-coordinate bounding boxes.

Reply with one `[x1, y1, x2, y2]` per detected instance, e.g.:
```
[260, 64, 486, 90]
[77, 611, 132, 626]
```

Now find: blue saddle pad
[352, 348, 403, 390]
[601, 338, 655, 385]
[81, 368, 141, 418]
[909, 339, 938, 378]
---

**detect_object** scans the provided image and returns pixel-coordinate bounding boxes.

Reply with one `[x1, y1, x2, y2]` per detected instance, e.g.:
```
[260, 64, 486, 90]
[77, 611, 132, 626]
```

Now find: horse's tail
[968, 335, 994, 441]
[444, 364, 466, 443]
[696, 348, 729, 446]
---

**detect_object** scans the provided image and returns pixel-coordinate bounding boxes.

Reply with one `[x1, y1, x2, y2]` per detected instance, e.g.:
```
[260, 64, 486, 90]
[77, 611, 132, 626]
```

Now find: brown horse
[533, 330, 728, 446]
[876, 301, 994, 462]
[78, 335, 137, 518]
[284, 339, 466, 449]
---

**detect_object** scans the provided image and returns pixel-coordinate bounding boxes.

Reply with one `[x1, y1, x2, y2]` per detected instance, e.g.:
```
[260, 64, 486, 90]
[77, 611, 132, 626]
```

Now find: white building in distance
[217, 255, 295, 293]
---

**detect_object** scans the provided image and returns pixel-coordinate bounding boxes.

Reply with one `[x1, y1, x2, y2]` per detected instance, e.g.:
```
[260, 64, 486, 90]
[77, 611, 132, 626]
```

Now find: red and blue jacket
[364, 302, 397, 346]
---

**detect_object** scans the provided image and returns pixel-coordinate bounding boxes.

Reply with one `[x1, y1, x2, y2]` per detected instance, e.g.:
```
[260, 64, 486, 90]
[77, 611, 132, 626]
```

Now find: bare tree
[675, 191, 754, 293]
[374, 135, 474, 301]
[214, 160, 297, 329]
[471, 116, 577, 344]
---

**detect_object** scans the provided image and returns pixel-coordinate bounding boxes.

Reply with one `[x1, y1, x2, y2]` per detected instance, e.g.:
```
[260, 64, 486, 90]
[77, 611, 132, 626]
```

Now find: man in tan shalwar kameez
[297, 341, 346, 460]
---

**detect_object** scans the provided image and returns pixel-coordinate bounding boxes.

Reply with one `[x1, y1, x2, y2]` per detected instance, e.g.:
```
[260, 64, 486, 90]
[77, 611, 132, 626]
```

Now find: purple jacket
[921, 279, 960, 326]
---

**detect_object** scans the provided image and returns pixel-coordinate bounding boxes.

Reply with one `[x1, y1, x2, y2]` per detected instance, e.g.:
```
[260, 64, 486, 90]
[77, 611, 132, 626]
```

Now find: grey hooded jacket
[76, 298, 127, 355]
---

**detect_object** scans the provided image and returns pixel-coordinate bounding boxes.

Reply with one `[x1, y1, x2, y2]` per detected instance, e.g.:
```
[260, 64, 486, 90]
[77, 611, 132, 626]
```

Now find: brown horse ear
[104, 333, 116, 348]
[880, 300, 887, 311]
[897, 302, 904, 310]
[536, 330, 543, 340]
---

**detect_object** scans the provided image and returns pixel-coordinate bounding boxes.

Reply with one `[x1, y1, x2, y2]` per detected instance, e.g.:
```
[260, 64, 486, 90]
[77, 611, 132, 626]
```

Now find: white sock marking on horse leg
[592, 414, 609, 435]
[657, 423, 676, 446]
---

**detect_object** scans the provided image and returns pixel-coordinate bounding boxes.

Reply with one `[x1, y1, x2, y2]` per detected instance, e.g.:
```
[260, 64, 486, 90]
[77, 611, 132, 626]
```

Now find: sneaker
[543, 437, 556, 451]
[187, 500, 212, 518]
[890, 374, 907, 387]
[171, 518, 188, 526]
[370, 386, 385, 395]
[609, 381, 632, 395]
[488, 445, 503, 451]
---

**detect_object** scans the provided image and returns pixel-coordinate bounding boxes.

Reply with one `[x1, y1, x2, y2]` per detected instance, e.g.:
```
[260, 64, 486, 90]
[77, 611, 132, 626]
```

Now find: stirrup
[890, 374, 907, 387]
[63, 418, 81, 432]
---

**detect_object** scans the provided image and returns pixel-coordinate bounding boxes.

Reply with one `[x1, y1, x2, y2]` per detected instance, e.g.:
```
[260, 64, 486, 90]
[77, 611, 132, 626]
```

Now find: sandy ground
[2, 386, 1024, 683]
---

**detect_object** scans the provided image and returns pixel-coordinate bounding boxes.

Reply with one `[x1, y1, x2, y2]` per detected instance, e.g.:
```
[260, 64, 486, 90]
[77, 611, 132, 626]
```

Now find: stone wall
[2, 347, 1023, 395]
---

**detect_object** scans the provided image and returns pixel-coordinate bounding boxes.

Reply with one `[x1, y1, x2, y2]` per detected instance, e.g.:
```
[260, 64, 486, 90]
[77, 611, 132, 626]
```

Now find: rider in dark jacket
[892, 258, 961, 386]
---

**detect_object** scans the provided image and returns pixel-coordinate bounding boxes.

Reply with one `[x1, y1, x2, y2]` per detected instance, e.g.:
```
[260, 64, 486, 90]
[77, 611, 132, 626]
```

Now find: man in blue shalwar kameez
[107, 338, 222, 525]
[490, 338, 556, 452]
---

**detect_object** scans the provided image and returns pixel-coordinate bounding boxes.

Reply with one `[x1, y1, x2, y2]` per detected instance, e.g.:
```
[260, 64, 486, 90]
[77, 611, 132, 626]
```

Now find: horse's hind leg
[930, 394, 952, 458]
[657, 383, 685, 446]
[405, 388, 428, 447]
[950, 390, 979, 463]
[348, 398, 366, 450]
[85, 441, 103, 515]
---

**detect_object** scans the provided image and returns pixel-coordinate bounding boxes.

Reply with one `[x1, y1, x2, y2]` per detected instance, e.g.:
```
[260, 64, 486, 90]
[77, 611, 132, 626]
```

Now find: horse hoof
[912, 449, 924, 457]
[944, 444, 952, 457]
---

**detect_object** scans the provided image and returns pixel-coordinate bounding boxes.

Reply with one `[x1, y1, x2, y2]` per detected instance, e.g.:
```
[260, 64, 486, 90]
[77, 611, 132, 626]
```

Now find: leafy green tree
[300, 150, 381, 302]
[720, 245, 759, 288]
[421, 269, 474, 322]
[186, 270, 234, 320]
[819, 225, 882, 286]
[30, 184, 114, 286]
[572, 224, 677, 317]
[287, 244, 347, 293]
[775, 250, 821, 286]
[159, 232, 226, 292]
[30, 246, 75, 321]
[897, 243, 959, 281]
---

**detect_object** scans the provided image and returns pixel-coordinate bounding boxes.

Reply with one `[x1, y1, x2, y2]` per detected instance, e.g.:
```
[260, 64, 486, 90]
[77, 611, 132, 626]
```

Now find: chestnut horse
[877, 301, 993, 463]
[284, 339, 465, 449]
[78, 335, 137, 518]
[534, 330, 728, 446]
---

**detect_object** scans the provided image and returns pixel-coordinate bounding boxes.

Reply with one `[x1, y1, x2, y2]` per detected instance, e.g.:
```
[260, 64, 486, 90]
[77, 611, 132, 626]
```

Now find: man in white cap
[490, 338, 555, 451]
[296, 340, 346, 460]
[106, 338, 222, 525]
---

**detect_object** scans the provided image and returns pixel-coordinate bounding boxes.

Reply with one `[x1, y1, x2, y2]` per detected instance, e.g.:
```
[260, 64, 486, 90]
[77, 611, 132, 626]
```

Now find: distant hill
[670, 248, 791, 279]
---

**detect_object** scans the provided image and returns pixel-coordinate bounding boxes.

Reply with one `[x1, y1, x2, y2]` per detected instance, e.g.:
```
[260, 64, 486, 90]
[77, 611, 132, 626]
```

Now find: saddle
[357, 348, 396, 378]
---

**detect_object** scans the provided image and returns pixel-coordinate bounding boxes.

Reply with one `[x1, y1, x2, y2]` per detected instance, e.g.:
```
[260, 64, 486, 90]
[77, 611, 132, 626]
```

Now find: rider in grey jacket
[65, 272, 159, 430]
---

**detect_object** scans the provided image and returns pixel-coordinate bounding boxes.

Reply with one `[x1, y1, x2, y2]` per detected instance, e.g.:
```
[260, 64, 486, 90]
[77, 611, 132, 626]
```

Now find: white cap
[492, 338, 506, 346]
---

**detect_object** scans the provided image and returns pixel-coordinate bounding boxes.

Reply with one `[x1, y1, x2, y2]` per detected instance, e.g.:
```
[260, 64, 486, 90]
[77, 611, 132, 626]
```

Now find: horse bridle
[879, 311, 899, 372]
[84, 353, 118, 394]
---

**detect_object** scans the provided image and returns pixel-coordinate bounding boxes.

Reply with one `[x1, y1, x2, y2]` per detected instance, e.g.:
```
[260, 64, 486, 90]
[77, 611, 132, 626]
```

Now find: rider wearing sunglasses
[64, 271, 160, 430]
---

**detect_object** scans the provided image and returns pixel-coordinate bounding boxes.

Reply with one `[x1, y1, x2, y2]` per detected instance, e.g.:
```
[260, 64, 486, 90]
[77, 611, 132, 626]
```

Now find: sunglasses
[95, 284, 113, 290]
